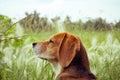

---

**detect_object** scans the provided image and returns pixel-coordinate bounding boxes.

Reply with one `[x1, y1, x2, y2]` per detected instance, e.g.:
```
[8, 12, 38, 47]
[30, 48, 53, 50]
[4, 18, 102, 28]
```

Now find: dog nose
[32, 42, 37, 47]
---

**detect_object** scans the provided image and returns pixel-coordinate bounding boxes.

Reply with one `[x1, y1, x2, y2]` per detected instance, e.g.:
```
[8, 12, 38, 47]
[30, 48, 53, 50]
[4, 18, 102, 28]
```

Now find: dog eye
[49, 40, 54, 43]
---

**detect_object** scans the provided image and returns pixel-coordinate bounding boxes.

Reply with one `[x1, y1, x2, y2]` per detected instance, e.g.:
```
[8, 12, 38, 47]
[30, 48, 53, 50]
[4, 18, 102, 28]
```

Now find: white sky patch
[0, 0, 120, 22]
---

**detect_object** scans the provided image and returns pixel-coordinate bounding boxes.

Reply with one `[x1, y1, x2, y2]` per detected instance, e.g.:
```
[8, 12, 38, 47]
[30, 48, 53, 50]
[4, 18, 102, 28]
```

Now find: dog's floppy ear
[58, 33, 80, 68]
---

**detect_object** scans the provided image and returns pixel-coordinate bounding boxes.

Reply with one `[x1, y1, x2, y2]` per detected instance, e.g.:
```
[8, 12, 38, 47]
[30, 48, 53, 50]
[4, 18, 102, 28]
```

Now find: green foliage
[0, 15, 120, 80]
[0, 15, 55, 80]
[0, 15, 28, 79]
[0, 15, 16, 43]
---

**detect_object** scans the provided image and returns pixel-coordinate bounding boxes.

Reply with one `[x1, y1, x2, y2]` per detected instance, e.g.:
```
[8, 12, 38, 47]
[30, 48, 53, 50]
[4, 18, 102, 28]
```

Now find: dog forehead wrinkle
[52, 32, 66, 38]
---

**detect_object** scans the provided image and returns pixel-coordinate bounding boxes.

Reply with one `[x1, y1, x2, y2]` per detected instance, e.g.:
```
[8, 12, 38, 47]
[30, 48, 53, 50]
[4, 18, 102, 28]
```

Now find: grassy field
[0, 25, 120, 80]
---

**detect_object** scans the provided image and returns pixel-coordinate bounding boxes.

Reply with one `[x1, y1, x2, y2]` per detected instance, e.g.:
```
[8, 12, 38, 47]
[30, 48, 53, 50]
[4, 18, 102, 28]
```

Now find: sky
[0, 0, 120, 23]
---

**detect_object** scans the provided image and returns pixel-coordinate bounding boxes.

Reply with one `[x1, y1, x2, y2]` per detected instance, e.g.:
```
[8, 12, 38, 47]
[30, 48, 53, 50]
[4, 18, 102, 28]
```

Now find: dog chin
[35, 53, 55, 60]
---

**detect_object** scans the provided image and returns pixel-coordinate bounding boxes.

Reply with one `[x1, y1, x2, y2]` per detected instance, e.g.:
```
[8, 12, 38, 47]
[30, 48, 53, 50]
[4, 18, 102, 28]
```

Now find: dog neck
[49, 60, 62, 80]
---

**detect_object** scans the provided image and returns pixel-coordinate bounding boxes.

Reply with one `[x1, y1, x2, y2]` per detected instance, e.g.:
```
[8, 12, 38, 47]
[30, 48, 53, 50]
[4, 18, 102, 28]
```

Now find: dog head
[32, 32, 80, 67]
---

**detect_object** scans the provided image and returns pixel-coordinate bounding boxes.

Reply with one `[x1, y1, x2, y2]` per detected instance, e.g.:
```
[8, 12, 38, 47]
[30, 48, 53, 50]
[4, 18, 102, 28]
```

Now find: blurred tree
[19, 12, 117, 31]
[19, 11, 52, 32]
[94, 18, 112, 30]
[84, 20, 94, 30]
[115, 21, 120, 30]
[63, 16, 74, 30]
[76, 19, 84, 30]
[51, 16, 60, 25]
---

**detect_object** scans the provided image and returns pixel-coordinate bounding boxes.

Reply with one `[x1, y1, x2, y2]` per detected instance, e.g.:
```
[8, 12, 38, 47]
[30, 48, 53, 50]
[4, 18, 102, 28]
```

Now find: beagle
[32, 32, 96, 80]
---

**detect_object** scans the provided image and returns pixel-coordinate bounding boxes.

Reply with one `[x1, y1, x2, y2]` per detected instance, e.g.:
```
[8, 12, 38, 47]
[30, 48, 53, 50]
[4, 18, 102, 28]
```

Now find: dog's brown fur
[33, 32, 96, 80]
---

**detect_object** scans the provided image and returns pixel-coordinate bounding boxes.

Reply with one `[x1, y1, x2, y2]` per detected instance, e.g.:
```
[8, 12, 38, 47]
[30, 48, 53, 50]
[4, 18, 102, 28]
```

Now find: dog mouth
[35, 54, 48, 60]
[40, 57, 48, 60]
[33, 47, 55, 61]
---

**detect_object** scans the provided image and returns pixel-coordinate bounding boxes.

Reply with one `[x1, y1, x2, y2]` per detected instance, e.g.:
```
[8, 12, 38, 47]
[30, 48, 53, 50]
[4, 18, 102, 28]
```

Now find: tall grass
[0, 25, 120, 80]
[0, 25, 55, 80]
[88, 33, 120, 80]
